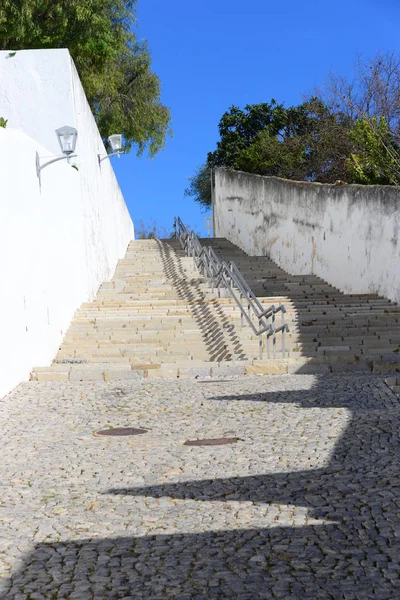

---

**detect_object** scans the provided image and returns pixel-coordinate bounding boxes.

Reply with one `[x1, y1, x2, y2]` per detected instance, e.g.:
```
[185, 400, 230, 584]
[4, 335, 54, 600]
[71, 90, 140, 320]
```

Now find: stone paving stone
[0, 373, 400, 598]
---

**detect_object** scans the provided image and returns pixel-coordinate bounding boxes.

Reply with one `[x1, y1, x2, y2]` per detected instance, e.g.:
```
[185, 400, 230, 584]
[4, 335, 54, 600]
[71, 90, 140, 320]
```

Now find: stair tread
[31, 237, 399, 382]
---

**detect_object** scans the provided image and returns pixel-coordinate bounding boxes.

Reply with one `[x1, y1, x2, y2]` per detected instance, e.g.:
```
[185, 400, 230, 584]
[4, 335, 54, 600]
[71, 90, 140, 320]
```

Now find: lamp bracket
[36, 152, 78, 185]
[98, 150, 124, 165]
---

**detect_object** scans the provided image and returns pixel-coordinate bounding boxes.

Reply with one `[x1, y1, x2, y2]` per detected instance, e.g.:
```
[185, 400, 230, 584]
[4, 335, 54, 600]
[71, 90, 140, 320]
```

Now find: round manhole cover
[95, 428, 148, 437]
[183, 437, 240, 446]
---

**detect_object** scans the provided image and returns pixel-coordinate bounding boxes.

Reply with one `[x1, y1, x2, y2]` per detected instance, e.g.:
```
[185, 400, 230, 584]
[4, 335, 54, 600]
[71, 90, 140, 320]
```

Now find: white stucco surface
[214, 169, 400, 304]
[0, 49, 75, 155]
[0, 50, 134, 397]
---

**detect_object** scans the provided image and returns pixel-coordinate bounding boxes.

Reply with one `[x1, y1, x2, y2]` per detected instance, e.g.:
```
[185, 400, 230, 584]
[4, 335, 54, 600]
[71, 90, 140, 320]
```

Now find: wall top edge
[0, 48, 71, 56]
[214, 167, 400, 193]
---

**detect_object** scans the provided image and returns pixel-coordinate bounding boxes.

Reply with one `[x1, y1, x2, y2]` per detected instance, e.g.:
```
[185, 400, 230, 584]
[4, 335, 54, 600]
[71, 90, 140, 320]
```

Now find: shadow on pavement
[3, 376, 400, 599]
[2, 523, 393, 600]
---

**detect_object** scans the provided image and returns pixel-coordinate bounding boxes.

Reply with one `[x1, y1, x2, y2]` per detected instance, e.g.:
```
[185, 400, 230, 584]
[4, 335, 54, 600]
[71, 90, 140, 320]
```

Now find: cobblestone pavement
[1, 373, 399, 599]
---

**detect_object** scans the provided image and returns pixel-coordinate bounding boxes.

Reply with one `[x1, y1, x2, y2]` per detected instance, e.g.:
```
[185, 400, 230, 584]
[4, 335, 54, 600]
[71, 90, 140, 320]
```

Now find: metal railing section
[173, 217, 289, 359]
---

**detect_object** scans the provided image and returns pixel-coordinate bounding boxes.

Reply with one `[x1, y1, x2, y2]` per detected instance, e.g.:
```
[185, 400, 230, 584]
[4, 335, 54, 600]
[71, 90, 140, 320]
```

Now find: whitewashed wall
[214, 169, 400, 304]
[0, 50, 134, 397]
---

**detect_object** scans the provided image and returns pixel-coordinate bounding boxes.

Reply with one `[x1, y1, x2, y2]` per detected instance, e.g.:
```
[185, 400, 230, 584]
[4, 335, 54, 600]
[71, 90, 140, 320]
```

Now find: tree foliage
[317, 50, 400, 184]
[0, 0, 171, 155]
[348, 117, 400, 185]
[207, 100, 287, 169]
[186, 51, 400, 210]
[187, 99, 354, 209]
[236, 99, 353, 182]
[184, 164, 212, 211]
[318, 51, 400, 142]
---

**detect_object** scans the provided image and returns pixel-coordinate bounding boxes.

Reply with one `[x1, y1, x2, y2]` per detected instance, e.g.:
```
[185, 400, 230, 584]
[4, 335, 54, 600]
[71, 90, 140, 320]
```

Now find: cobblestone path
[1, 374, 399, 599]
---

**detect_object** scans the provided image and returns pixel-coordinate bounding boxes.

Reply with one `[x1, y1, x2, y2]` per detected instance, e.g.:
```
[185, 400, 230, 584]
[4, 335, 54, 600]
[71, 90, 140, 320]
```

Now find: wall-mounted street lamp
[36, 126, 78, 185]
[98, 134, 124, 165]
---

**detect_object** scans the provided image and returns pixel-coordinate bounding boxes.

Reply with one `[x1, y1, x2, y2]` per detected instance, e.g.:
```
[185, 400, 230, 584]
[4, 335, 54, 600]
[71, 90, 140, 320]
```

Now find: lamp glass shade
[108, 134, 123, 152]
[56, 126, 78, 155]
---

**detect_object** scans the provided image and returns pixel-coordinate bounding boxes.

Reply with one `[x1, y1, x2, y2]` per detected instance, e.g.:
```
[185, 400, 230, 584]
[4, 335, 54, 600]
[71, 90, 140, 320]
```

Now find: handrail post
[272, 311, 277, 359]
[191, 234, 196, 268]
[228, 262, 234, 298]
[209, 248, 214, 292]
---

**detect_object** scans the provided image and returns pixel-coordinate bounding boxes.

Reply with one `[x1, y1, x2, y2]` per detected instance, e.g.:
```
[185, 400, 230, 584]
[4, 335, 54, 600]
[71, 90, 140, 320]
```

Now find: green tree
[207, 100, 287, 169]
[236, 133, 304, 179]
[184, 164, 212, 211]
[317, 51, 400, 185]
[222, 99, 354, 182]
[186, 101, 288, 210]
[348, 117, 400, 185]
[0, 0, 171, 155]
[240, 99, 353, 182]
[186, 98, 354, 209]
[318, 51, 400, 144]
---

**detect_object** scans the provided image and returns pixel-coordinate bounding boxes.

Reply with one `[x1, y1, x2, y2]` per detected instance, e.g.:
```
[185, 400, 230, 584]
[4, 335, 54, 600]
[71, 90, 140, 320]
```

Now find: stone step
[31, 236, 400, 381]
[31, 355, 377, 382]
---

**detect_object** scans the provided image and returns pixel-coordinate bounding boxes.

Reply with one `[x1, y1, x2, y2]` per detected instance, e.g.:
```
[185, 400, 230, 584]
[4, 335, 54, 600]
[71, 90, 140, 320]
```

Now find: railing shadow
[157, 239, 247, 362]
[199, 237, 400, 368]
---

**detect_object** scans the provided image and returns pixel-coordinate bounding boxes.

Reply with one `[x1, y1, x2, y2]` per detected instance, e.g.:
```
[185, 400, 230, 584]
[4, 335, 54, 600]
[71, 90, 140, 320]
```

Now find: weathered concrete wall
[214, 169, 400, 303]
[0, 50, 134, 397]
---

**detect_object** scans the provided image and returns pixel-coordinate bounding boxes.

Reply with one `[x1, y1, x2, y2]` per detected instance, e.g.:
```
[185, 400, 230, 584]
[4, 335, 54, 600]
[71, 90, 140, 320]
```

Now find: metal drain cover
[184, 437, 239, 446]
[95, 427, 148, 437]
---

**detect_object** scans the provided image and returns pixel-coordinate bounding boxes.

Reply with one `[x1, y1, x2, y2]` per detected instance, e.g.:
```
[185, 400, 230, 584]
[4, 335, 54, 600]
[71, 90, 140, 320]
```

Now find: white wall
[0, 49, 75, 154]
[70, 58, 134, 298]
[214, 169, 400, 304]
[0, 50, 134, 397]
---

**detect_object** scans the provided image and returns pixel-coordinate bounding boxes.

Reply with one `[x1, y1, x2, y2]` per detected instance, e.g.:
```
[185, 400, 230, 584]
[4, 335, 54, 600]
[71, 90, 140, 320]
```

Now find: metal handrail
[174, 217, 289, 359]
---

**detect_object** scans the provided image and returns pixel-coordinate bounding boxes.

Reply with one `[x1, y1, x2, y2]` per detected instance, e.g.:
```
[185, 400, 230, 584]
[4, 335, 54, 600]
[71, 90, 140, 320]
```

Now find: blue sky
[112, 0, 400, 237]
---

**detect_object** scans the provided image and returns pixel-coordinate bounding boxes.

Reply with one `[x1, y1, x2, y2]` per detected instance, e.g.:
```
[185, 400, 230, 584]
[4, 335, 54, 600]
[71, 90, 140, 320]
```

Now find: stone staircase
[32, 239, 251, 382]
[205, 238, 400, 374]
[31, 237, 400, 382]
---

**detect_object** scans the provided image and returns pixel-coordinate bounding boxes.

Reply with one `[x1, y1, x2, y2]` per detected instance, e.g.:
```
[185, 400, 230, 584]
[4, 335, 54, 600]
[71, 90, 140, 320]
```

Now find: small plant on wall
[0, 118, 7, 128]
